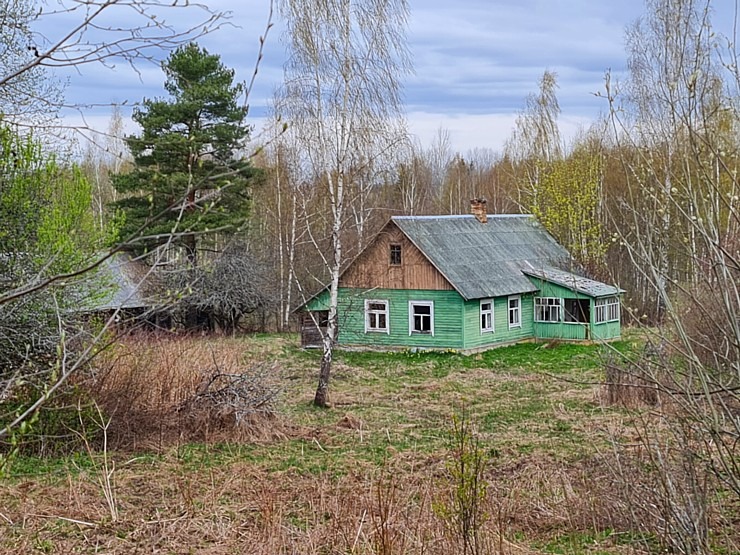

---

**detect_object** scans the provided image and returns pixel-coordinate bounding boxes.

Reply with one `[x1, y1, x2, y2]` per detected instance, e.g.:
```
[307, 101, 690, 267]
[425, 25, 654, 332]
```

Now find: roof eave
[522, 269, 623, 298]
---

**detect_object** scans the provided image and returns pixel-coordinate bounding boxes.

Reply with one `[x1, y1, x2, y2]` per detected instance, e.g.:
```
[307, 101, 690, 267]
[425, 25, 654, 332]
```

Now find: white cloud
[406, 110, 595, 154]
[44, 0, 736, 156]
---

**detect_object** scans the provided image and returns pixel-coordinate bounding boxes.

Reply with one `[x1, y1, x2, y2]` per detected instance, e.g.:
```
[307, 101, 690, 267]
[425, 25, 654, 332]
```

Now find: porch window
[508, 295, 521, 328]
[365, 300, 389, 333]
[480, 300, 493, 333]
[389, 244, 402, 266]
[409, 301, 434, 335]
[564, 298, 590, 323]
[595, 297, 620, 323]
[534, 297, 561, 322]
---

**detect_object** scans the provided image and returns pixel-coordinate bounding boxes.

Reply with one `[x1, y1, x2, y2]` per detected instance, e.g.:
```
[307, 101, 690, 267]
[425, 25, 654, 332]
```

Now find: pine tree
[112, 43, 253, 265]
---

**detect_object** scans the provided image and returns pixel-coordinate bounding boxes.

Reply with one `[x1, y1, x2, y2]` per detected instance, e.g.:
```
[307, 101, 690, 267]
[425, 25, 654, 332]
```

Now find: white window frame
[365, 299, 390, 333]
[595, 297, 620, 324]
[508, 295, 521, 329]
[409, 301, 434, 336]
[480, 299, 494, 333]
[534, 297, 562, 323]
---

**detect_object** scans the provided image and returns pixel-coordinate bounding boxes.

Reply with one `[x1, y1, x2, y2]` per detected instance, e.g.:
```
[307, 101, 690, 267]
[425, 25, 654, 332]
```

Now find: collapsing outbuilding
[80, 252, 170, 329]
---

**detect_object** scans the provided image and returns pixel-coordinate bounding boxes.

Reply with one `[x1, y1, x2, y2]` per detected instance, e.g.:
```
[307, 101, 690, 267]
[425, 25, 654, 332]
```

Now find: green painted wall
[308, 289, 541, 350]
[592, 320, 621, 340]
[334, 288, 465, 349]
[533, 321, 588, 340]
[526, 277, 621, 341]
[461, 294, 534, 349]
[303, 278, 621, 350]
[528, 279, 580, 299]
[306, 290, 330, 311]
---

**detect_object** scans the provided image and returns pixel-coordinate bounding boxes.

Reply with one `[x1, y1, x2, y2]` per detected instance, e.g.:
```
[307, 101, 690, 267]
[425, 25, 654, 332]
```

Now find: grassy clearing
[0, 333, 735, 554]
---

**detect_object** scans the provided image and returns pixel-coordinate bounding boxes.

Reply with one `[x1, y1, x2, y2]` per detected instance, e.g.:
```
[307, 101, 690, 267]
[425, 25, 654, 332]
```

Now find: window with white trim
[480, 300, 493, 333]
[409, 301, 434, 335]
[534, 297, 561, 322]
[508, 295, 521, 328]
[595, 297, 620, 323]
[365, 300, 389, 333]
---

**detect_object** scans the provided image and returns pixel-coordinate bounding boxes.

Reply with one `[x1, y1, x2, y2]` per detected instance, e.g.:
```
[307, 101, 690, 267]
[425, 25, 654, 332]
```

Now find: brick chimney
[470, 198, 488, 224]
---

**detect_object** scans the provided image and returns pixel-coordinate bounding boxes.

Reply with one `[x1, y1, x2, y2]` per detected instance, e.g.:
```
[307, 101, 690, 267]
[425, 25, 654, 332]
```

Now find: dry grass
[0, 452, 636, 554]
[0, 334, 737, 554]
[91, 333, 287, 450]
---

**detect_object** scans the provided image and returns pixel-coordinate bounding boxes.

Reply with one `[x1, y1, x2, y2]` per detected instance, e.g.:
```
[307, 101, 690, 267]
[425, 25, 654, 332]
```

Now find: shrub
[92, 334, 281, 449]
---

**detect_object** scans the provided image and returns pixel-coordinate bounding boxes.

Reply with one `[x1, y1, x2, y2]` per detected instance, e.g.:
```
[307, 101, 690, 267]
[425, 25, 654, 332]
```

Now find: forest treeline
[1, 1, 738, 550]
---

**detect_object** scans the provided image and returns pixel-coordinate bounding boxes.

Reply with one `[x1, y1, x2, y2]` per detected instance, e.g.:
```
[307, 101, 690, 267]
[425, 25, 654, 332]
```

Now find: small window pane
[535, 297, 561, 322]
[366, 300, 389, 332]
[390, 244, 402, 265]
[410, 302, 433, 334]
[595, 297, 620, 323]
[480, 300, 494, 333]
[508, 296, 521, 328]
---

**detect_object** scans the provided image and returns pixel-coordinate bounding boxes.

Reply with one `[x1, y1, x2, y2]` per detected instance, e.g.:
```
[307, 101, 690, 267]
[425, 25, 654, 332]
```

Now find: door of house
[564, 298, 590, 324]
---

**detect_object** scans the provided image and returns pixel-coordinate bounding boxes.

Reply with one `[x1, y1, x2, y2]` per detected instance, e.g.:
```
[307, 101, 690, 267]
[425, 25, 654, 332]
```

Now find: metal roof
[83, 252, 160, 311]
[392, 214, 575, 300]
[522, 267, 624, 298]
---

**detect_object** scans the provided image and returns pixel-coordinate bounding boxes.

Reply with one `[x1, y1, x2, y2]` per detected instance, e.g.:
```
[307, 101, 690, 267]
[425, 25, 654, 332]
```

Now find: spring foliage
[0, 125, 104, 277]
[0, 123, 108, 408]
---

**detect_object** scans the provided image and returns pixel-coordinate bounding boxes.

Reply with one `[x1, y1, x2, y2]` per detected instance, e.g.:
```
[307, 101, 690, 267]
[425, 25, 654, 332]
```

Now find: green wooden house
[300, 202, 623, 352]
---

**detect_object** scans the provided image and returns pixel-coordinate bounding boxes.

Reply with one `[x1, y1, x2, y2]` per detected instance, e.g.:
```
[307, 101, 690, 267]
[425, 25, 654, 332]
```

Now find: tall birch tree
[279, 0, 410, 407]
[618, 0, 720, 310]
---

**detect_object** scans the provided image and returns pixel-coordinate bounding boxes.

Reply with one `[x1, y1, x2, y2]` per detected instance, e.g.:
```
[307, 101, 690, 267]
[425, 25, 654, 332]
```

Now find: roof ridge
[392, 213, 533, 220]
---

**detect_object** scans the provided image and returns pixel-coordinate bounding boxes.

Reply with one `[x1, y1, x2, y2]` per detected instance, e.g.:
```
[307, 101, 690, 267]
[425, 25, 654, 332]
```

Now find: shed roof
[523, 267, 624, 298]
[392, 214, 573, 299]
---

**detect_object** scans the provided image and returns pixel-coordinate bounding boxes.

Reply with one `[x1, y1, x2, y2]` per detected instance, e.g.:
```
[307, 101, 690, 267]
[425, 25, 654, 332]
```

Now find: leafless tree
[0, 0, 228, 138]
[163, 241, 277, 334]
[0, 0, 63, 126]
[603, 1, 740, 551]
[504, 70, 563, 211]
[278, 0, 411, 407]
[81, 106, 133, 231]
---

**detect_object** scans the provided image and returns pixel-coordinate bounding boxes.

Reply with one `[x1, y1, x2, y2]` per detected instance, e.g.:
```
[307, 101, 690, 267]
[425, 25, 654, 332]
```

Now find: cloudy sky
[52, 0, 730, 154]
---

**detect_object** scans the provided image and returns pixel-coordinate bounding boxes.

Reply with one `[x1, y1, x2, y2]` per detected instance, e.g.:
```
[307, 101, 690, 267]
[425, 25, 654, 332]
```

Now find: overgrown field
[0, 334, 737, 554]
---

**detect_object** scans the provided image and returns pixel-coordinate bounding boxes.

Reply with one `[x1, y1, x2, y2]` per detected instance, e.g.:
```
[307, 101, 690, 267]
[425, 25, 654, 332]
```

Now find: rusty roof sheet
[392, 214, 578, 299]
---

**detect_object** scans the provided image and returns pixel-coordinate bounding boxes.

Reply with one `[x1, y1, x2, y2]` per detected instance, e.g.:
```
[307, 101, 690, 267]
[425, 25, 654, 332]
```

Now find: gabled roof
[523, 267, 624, 298]
[392, 214, 573, 299]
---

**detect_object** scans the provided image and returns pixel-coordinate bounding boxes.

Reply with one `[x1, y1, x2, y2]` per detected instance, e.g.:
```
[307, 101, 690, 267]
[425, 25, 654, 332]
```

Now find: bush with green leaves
[0, 124, 110, 452]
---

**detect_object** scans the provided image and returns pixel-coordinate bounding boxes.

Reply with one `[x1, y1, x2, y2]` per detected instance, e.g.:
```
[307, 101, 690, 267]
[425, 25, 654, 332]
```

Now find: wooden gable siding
[341, 222, 454, 291]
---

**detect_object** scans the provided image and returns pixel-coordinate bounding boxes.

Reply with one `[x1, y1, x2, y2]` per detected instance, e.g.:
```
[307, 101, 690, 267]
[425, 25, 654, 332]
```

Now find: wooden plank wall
[341, 222, 453, 291]
[300, 312, 327, 348]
